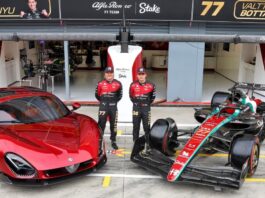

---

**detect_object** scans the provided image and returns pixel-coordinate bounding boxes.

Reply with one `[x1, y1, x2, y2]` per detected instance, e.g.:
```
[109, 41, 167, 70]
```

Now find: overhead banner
[0, 0, 264, 23]
[0, 0, 59, 20]
[193, 0, 265, 22]
[61, 0, 192, 20]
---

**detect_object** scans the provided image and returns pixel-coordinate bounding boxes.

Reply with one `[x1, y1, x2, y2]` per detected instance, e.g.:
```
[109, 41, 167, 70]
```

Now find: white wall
[241, 44, 257, 63]
[215, 43, 259, 83]
[0, 41, 40, 87]
[215, 43, 241, 82]
[0, 41, 30, 87]
[254, 45, 265, 84]
[142, 50, 168, 68]
[239, 44, 257, 83]
[4, 41, 22, 85]
[0, 42, 7, 87]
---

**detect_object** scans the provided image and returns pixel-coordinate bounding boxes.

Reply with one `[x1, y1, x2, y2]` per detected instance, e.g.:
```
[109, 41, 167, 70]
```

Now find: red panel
[132, 50, 143, 81]
[107, 51, 113, 67]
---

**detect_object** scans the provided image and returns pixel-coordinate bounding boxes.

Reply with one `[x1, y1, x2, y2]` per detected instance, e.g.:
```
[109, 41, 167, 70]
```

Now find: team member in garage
[95, 67, 122, 150]
[129, 67, 156, 153]
[20, 0, 49, 19]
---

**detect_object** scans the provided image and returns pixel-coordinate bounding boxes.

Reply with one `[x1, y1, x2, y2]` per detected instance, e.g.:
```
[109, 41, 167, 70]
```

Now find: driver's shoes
[111, 141, 119, 150]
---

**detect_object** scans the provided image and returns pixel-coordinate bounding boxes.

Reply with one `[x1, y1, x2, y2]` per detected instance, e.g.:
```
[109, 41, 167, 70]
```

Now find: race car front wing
[131, 136, 248, 190]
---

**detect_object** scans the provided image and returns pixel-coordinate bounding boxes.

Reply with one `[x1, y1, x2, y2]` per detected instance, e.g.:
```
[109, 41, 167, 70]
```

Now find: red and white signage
[167, 115, 226, 182]
[107, 45, 142, 122]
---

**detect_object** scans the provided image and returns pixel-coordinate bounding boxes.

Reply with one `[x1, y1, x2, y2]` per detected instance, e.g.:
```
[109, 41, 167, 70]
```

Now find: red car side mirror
[72, 102, 81, 111]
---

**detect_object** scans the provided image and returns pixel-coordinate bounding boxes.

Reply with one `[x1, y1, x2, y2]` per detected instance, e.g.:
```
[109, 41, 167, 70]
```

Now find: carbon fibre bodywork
[131, 83, 264, 190]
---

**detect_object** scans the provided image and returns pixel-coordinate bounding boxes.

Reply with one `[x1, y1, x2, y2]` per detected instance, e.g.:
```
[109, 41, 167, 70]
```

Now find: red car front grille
[44, 159, 94, 178]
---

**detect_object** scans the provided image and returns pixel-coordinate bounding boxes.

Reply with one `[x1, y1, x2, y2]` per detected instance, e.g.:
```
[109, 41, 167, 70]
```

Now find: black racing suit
[129, 81, 156, 144]
[22, 9, 48, 19]
[95, 79, 122, 142]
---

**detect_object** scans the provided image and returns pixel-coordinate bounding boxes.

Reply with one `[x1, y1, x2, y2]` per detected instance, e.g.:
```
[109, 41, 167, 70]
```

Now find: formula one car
[0, 87, 106, 185]
[131, 83, 265, 190]
[42, 58, 77, 77]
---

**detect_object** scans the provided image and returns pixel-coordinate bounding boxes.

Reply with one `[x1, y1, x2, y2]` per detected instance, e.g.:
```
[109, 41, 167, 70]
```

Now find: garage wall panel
[0, 43, 7, 87]
[215, 43, 241, 82]
[167, 23, 205, 102]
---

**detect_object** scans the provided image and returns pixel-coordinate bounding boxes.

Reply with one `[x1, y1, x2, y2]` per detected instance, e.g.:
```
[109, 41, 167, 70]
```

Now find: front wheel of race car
[230, 134, 260, 177]
[149, 118, 179, 156]
[211, 91, 231, 108]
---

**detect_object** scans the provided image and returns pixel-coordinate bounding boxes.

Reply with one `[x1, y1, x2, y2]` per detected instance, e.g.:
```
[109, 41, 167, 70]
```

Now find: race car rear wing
[229, 83, 265, 92]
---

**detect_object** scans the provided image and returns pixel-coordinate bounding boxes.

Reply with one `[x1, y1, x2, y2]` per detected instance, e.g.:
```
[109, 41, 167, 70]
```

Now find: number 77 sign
[200, 1, 225, 16]
[194, 0, 265, 22]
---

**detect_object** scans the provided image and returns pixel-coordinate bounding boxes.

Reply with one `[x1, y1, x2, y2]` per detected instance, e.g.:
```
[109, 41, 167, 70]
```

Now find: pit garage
[0, 0, 265, 197]
[3, 39, 265, 103]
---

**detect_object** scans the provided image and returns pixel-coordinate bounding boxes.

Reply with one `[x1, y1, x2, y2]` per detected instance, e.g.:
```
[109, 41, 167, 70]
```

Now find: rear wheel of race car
[149, 118, 179, 156]
[249, 142, 259, 176]
[211, 91, 231, 108]
[230, 134, 260, 176]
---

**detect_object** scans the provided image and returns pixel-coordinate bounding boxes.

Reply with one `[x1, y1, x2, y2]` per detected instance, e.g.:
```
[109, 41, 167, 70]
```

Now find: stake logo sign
[138, 2, 161, 14]
[61, 0, 191, 20]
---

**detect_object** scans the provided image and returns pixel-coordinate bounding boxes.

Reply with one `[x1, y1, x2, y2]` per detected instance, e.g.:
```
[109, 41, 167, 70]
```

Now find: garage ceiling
[0, 21, 265, 43]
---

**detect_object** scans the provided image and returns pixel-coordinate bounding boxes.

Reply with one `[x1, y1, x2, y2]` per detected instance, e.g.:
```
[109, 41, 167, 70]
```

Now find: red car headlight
[5, 153, 36, 178]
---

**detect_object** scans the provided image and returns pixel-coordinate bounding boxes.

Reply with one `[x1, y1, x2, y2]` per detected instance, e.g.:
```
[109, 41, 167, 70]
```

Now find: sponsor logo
[175, 160, 185, 165]
[169, 169, 180, 176]
[187, 143, 197, 149]
[181, 151, 190, 157]
[68, 157, 74, 162]
[139, 2, 160, 14]
[92, 1, 132, 14]
[116, 68, 130, 72]
[119, 74, 127, 78]
[0, 7, 15, 15]
[92, 1, 122, 11]
[234, 0, 265, 20]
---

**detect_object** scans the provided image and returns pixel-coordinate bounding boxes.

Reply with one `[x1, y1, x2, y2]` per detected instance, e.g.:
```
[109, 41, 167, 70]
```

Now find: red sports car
[0, 87, 106, 185]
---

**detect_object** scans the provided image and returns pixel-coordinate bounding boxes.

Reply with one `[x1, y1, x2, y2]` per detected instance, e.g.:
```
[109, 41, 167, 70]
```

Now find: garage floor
[17, 70, 234, 102]
[0, 107, 265, 198]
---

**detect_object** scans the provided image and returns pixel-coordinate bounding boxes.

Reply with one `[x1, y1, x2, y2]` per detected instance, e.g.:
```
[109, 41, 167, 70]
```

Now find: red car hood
[1, 114, 99, 170]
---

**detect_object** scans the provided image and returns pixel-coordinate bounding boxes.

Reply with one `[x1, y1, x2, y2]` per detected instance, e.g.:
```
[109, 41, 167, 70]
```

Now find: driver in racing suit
[237, 90, 257, 113]
[225, 89, 258, 114]
[129, 67, 156, 153]
[20, 0, 49, 19]
[95, 67, 122, 150]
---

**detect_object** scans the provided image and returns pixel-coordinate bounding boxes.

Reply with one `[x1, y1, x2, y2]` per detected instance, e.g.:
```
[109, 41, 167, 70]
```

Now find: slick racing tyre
[230, 134, 260, 176]
[149, 118, 179, 156]
[211, 91, 231, 109]
[194, 108, 210, 123]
